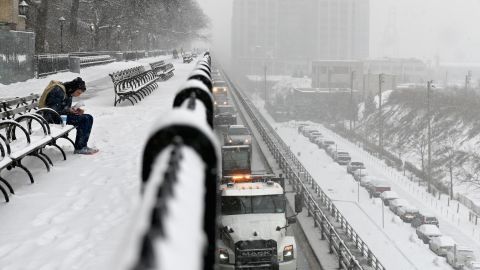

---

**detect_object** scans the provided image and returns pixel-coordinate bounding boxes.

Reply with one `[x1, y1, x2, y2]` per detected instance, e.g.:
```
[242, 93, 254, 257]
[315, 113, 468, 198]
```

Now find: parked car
[336, 155, 352, 165]
[429, 236, 455, 257]
[397, 205, 419, 222]
[416, 224, 442, 244]
[389, 198, 409, 213]
[367, 180, 391, 198]
[333, 150, 349, 160]
[298, 124, 309, 134]
[447, 246, 476, 269]
[302, 126, 316, 137]
[360, 175, 375, 188]
[314, 137, 325, 147]
[321, 140, 335, 149]
[354, 169, 369, 182]
[224, 125, 251, 145]
[326, 144, 337, 156]
[380, 191, 399, 206]
[411, 211, 439, 228]
[466, 261, 480, 270]
[347, 161, 365, 174]
[307, 131, 322, 142]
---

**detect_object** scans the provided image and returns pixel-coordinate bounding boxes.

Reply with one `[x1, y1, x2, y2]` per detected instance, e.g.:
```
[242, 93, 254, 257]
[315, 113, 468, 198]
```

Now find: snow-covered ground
[0, 56, 197, 270]
[245, 94, 474, 270]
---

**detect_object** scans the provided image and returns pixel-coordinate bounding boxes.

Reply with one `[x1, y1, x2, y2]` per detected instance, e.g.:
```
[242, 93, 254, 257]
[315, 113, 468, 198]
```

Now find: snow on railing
[224, 71, 387, 270]
[116, 53, 220, 270]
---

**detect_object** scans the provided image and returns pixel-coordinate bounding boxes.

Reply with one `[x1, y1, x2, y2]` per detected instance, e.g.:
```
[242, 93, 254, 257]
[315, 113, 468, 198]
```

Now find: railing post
[339, 247, 344, 269]
[329, 227, 334, 254]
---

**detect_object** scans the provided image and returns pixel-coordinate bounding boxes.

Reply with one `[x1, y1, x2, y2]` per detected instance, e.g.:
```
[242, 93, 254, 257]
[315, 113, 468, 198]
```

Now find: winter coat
[43, 85, 73, 123]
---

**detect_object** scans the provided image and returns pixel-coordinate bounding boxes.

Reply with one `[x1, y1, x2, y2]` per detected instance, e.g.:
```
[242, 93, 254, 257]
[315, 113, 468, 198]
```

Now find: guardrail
[116, 52, 219, 270]
[225, 72, 386, 270]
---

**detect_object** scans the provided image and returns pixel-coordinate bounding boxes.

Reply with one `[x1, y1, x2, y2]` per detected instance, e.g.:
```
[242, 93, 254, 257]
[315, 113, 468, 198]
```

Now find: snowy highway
[219, 75, 321, 270]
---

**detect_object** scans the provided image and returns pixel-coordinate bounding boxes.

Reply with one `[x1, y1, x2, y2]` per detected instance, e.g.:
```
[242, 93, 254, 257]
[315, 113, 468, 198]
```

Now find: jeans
[67, 114, 93, 150]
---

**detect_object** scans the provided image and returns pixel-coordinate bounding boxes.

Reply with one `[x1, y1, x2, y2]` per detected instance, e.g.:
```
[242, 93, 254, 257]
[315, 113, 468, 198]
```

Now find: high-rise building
[231, 0, 370, 76]
[314, 0, 369, 60]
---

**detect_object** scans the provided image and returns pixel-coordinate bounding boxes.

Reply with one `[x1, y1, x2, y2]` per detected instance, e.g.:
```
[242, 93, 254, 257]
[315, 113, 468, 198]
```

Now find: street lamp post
[18, 1, 29, 16]
[89, 23, 95, 51]
[427, 80, 433, 193]
[350, 70, 355, 131]
[378, 74, 385, 156]
[116, 25, 121, 51]
[264, 63, 267, 105]
[58, 16, 66, 53]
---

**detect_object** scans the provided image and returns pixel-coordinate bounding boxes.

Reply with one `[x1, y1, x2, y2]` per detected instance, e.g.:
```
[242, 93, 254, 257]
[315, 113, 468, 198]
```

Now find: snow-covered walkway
[0, 56, 196, 270]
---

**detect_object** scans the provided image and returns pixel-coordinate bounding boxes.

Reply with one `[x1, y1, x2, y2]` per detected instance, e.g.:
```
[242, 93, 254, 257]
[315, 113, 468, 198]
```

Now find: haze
[198, 0, 480, 64]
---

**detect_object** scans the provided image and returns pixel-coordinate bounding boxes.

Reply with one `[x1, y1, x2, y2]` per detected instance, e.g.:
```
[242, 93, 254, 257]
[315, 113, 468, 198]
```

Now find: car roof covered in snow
[417, 224, 441, 235]
[430, 236, 454, 246]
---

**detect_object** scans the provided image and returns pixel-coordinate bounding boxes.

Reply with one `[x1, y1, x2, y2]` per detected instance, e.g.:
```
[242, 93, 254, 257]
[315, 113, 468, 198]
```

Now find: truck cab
[217, 177, 297, 270]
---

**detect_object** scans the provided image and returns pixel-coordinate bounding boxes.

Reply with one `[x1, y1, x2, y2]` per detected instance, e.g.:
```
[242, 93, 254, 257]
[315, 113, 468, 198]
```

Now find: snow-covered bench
[182, 53, 193, 64]
[0, 98, 76, 203]
[109, 66, 159, 106]
[149, 60, 175, 81]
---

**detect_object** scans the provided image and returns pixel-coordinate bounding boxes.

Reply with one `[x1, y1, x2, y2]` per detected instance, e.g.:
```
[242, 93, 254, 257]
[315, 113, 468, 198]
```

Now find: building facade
[364, 58, 428, 84]
[311, 60, 364, 89]
[231, 0, 370, 76]
[0, 0, 26, 31]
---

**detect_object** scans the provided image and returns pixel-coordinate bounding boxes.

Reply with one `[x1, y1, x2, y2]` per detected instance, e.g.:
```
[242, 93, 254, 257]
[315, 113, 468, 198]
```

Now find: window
[221, 195, 286, 215]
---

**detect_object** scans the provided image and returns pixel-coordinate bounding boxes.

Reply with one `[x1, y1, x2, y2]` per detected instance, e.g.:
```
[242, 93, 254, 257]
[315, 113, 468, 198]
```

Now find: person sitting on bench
[39, 77, 99, 155]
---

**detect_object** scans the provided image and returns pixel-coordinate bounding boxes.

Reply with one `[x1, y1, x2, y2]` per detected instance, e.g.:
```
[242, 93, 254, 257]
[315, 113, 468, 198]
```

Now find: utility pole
[264, 63, 267, 105]
[378, 74, 384, 155]
[427, 80, 433, 193]
[327, 68, 332, 93]
[465, 71, 472, 91]
[350, 71, 355, 131]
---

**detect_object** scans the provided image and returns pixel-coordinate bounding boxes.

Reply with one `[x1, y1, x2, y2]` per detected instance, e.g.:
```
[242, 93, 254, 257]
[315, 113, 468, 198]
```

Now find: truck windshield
[229, 127, 249, 135]
[223, 149, 250, 173]
[221, 195, 285, 215]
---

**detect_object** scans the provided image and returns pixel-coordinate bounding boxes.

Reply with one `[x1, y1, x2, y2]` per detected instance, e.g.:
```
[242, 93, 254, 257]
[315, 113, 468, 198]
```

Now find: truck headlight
[245, 139, 249, 143]
[218, 249, 229, 264]
[283, 245, 294, 261]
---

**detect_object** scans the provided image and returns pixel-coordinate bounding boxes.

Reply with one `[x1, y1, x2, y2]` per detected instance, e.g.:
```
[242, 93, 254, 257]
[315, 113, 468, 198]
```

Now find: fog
[198, 0, 480, 64]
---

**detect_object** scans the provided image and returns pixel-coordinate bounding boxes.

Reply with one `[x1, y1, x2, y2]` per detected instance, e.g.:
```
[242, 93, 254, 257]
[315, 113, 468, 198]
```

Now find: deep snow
[0, 56, 197, 270]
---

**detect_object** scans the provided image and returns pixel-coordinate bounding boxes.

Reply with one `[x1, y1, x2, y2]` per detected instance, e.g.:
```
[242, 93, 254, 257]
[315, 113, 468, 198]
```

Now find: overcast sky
[197, 0, 480, 63]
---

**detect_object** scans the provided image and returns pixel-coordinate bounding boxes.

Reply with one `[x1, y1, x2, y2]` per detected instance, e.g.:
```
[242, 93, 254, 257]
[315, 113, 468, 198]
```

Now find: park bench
[182, 53, 193, 64]
[149, 60, 175, 81]
[0, 95, 76, 203]
[109, 66, 158, 106]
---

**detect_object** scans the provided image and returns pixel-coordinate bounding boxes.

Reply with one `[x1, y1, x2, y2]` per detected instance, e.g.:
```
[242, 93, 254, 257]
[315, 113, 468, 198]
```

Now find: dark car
[397, 206, 419, 223]
[411, 211, 439, 228]
[214, 105, 237, 126]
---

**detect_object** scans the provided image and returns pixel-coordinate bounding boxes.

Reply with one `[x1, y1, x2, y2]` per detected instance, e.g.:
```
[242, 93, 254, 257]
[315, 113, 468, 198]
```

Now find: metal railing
[116, 53, 218, 270]
[79, 55, 115, 67]
[225, 72, 386, 270]
[35, 54, 70, 78]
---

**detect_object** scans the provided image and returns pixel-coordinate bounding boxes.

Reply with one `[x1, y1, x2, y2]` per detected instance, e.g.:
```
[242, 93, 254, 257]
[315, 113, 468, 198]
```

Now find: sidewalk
[0, 56, 196, 270]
